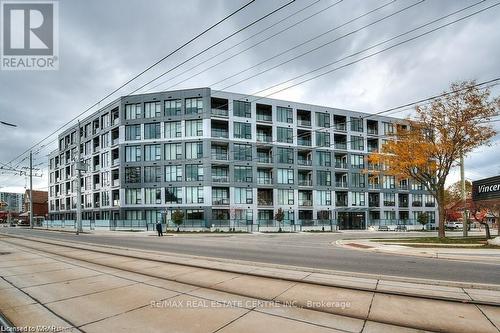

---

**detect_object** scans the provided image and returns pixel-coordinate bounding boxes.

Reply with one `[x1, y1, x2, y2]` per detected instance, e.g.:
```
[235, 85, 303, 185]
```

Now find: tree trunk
[480, 222, 491, 239]
[437, 187, 446, 238]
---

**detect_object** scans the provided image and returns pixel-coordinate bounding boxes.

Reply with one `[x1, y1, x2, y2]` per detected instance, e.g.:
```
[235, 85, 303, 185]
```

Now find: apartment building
[0, 192, 24, 213]
[47, 87, 438, 230]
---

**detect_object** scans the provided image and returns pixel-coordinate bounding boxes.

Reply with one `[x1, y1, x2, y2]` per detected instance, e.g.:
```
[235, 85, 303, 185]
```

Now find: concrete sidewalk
[1, 234, 500, 332]
[336, 239, 500, 264]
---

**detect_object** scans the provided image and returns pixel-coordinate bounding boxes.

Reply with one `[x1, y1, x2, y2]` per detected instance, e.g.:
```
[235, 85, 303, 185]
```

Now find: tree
[275, 208, 285, 233]
[444, 180, 472, 207]
[417, 212, 429, 230]
[368, 81, 498, 238]
[171, 209, 184, 232]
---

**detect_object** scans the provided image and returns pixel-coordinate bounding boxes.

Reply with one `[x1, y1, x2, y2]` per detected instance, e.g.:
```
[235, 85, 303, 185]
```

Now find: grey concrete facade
[48, 87, 438, 230]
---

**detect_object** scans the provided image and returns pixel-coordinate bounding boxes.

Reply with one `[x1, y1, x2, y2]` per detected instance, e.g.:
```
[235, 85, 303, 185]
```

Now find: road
[1, 227, 499, 284]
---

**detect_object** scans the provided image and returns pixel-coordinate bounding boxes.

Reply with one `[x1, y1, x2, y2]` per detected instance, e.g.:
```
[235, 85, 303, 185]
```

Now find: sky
[0, 0, 499, 193]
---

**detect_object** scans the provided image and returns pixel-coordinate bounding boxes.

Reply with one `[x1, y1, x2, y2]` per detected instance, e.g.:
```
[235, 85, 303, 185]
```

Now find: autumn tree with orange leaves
[368, 81, 499, 238]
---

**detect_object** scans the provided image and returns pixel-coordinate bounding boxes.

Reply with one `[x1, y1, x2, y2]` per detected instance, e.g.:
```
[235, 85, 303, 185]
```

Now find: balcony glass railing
[257, 156, 272, 163]
[256, 113, 272, 122]
[334, 123, 346, 131]
[369, 201, 379, 207]
[367, 128, 378, 135]
[211, 153, 228, 160]
[299, 200, 312, 206]
[297, 138, 312, 146]
[212, 176, 229, 183]
[211, 131, 229, 138]
[211, 108, 228, 117]
[297, 158, 312, 166]
[257, 177, 272, 184]
[335, 181, 348, 187]
[335, 143, 347, 150]
[335, 200, 347, 207]
[335, 162, 347, 169]
[256, 134, 272, 143]
[412, 201, 422, 207]
[297, 119, 311, 127]
[298, 179, 312, 186]
[257, 200, 273, 206]
[212, 198, 229, 205]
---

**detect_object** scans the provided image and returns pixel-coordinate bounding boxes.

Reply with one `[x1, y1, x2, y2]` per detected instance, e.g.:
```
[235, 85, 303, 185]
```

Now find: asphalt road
[1, 227, 499, 284]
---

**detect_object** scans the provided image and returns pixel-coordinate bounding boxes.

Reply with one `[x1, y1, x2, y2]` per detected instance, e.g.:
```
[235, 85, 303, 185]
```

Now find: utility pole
[29, 150, 33, 229]
[461, 155, 468, 237]
[76, 121, 83, 235]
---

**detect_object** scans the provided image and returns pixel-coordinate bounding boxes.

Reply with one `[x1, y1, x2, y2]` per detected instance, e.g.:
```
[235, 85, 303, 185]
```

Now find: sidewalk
[1, 233, 500, 333]
[336, 239, 500, 263]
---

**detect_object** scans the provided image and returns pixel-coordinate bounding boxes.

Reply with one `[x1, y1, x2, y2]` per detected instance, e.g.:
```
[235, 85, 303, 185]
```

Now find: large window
[277, 147, 294, 164]
[125, 167, 141, 183]
[234, 188, 253, 204]
[125, 125, 141, 141]
[165, 99, 181, 116]
[165, 165, 182, 182]
[144, 123, 161, 139]
[165, 187, 182, 204]
[144, 144, 161, 161]
[185, 119, 203, 137]
[165, 121, 181, 138]
[234, 144, 252, 161]
[351, 173, 366, 188]
[351, 154, 364, 169]
[125, 188, 142, 205]
[383, 193, 395, 206]
[350, 136, 364, 150]
[144, 166, 162, 182]
[277, 189, 294, 205]
[316, 112, 330, 127]
[145, 188, 161, 204]
[383, 122, 394, 135]
[185, 164, 203, 181]
[383, 175, 396, 189]
[125, 145, 141, 162]
[234, 166, 252, 182]
[277, 127, 293, 143]
[234, 122, 251, 139]
[316, 131, 330, 147]
[277, 106, 293, 123]
[185, 142, 203, 159]
[350, 117, 364, 132]
[316, 151, 331, 167]
[125, 104, 141, 120]
[277, 168, 294, 184]
[316, 190, 332, 205]
[185, 97, 203, 114]
[352, 192, 365, 206]
[233, 100, 251, 118]
[317, 170, 331, 186]
[144, 101, 161, 118]
[186, 186, 204, 203]
[165, 143, 182, 160]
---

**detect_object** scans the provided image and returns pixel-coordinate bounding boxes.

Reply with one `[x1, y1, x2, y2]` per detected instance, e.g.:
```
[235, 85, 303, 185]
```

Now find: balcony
[256, 103, 272, 122]
[297, 138, 311, 146]
[335, 200, 347, 207]
[369, 201, 380, 207]
[335, 162, 347, 169]
[213, 198, 229, 205]
[335, 181, 348, 188]
[112, 179, 120, 187]
[383, 201, 395, 206]
[298, 179, 312, 186]
[211, 129, 228, 139]
[257, 177, 272, 185]
[297, 119, 311, 127]
[257, 155, 272, 164]
[211, 153, 228, 161]
[399, 202, 409, 208]
[368, 183, 380, 189]
[412, 201, 422, 207]
[212, 176, 229, 183]
[256, 134, 272, 143]
[299, 200, 312, 207]
[334, 143, 347, 150]
[211, 108, 228, 117]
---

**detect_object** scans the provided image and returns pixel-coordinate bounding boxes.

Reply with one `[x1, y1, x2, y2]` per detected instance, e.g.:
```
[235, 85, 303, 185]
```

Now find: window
[101, 151, 109, 168]
[351, 173, 366, 188]
[125, 125, 141, 141]
[350, 136, 364, 150]
[383, 122, 394, 135]
[383, 193, 395, 206]
[277, 189, 294, 205]
[352, 192, 365, 206]
[125, 210, 143, 220]
[101, 191, 110, 206]
[145, 188, 161, 204]
[165, 187, 182, 204]
[316, 151, 331, 167]
[144, 166, 162, 182]
[125, 188, 142, 204]
[144, 101, 161, 118]
[186, 186, 204, 203]
[350, 117, 363, 132]
[351, 154, 364, 169]
[165, 165, 182, 182]
[144, 123, 161, 139]
[384, 211, 396, 220]
[277, 127, 293, 143]
[233, 100, 251, 118]
[144, 144, 161, 161]
[186, 164, 203, 181]
[125, 104, 141, 120]
[125, 146, 141, 162]
[277, 147, 294, 164]
[316, 131, 330, 147]
[424, 194, 435, 207]
[234, 144, 252, 161]
[412, 181, 423, 191]
[316, 112, 330, 127]
[212, 188, 229, 205]
[125, 167, 141, 183]
[165, 143, 182, 160]
[383, 175, 396, 189]
[316, 190, 332, 205]
[277, 168, 294, 184]
[235, 188, 253, 204]
[185, 142, 203, 159]
[165, 99, 181, 116]
[185, 97, 203, 114]
[317, 170, 331, 186]
[165, 121, 181, 138]
[412, 194, 423, 207]
[234, 122, 251, 139]
[185, 119, 203, 137]
[234, 166, 253, 182]
[277, 106, 293, 123]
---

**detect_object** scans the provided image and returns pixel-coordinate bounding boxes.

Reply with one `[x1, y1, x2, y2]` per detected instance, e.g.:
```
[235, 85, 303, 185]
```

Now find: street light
[0, 121, 17, 127]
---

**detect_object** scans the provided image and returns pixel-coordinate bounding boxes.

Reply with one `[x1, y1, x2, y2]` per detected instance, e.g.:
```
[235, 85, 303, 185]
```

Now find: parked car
[395, 225, 407, 232]
[378, 226, 389, 231]
[445, 222, 463, 229]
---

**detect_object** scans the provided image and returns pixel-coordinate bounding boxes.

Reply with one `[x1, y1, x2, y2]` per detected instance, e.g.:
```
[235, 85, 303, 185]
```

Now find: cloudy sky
[0, 0, 499, 193]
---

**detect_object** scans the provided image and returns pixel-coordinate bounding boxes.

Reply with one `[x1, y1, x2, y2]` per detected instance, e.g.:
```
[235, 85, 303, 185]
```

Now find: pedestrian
[156, 221, 163, 237]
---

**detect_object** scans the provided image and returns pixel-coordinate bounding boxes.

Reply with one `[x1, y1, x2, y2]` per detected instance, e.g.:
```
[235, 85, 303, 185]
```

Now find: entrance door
[338, 212, 366, 230]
